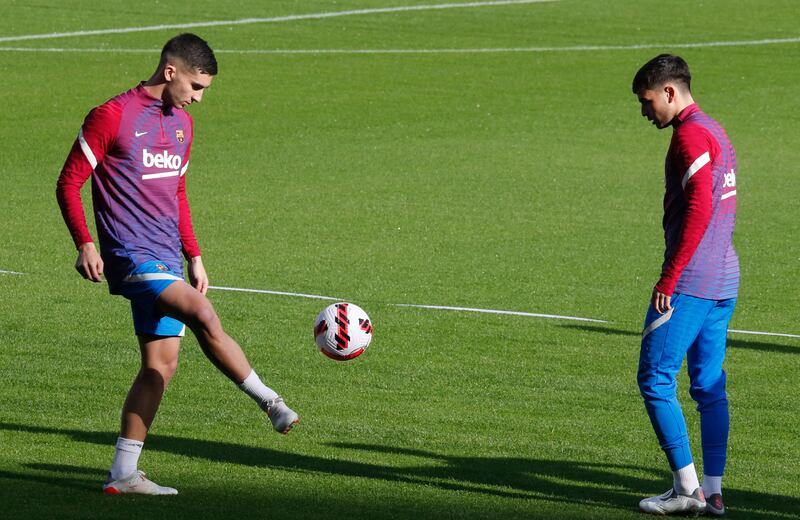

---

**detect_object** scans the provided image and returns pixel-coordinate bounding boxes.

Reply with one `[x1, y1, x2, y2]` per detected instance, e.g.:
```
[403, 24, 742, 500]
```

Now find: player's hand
[75, 242, 104, 282]
[651, 287, 672, 314]
[188, 256, 209, 295]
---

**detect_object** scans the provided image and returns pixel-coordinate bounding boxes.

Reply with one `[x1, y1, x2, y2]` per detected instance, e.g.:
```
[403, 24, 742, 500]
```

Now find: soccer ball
[314, 302, 373, 361]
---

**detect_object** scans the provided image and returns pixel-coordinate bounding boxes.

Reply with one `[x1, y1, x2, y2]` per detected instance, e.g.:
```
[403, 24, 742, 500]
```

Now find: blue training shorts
[119, 260, 186, 337]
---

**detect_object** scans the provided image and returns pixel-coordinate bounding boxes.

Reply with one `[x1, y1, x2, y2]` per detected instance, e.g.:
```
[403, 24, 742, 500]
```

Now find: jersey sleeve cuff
[182, 247, 202, 260]
[655, 279, 676, 297]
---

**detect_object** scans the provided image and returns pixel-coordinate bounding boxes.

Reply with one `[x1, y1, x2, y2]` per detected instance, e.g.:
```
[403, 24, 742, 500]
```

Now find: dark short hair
[160, 33, 218, 75]
[632, 54, 691, 93]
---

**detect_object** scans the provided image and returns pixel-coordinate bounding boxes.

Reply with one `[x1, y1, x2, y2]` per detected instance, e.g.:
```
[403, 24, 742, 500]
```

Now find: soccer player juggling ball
[632, 54, 738, 517]
[56, 33, 299, 496]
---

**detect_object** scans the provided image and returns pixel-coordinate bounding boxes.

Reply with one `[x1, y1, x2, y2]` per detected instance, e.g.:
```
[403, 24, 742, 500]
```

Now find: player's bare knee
[145, 355, 178, 376]
[189, 303, 223, 336]
[161, 357, 179, 384]
[136, 365, 173, 390]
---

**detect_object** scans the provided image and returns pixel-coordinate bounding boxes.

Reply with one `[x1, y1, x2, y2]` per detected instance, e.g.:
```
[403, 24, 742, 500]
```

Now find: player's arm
[177, 139, 207, 294]
[179, 181, 207, 295]
[55, 102, 121, 282]
[653, 126, 716, 311]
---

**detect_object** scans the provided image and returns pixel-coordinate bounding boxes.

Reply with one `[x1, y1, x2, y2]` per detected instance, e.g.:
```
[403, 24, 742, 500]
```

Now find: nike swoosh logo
[135, 131, 148, 137]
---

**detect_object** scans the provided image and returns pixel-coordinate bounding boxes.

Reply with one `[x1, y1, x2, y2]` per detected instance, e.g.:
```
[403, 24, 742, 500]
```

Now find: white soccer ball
[314, 302, 373, 361]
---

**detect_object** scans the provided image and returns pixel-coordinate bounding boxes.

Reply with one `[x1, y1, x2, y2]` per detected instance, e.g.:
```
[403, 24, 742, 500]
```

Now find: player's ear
[163, 63, 178, 82]
[663, 84, 676, 103]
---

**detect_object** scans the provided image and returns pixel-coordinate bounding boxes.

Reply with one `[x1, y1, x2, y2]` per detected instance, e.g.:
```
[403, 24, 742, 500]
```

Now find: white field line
[209, 284, 800, 337]
[210, 284, 605, 322]
[3, 37, 800, 55]
[393, 302, 608, 323]
[729, 329, 800, 340]
[208, 285, 341, 301]
[0, 0, 555, 43]
[0, 271, 796, 336]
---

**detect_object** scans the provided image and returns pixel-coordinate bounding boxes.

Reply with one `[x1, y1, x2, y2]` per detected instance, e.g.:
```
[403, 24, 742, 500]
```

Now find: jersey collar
[135, 82, 164, 107]
[673, 103, 700, 127]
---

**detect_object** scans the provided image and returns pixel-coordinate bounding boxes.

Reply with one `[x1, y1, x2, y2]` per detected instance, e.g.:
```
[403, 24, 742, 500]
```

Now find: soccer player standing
[632, 55, 738, 516]
[56, 33, 299, 495]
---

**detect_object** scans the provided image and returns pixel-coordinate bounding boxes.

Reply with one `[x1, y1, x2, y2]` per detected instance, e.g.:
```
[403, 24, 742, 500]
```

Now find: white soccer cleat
[103, 470, 178, 495]
[639, 487, 706, 515]
[263, 397, 299, 434]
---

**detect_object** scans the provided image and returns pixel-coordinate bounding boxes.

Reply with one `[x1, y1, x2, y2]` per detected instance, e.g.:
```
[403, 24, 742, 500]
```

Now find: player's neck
[142, 77, 166, 102]
[673, 92, 695, 118]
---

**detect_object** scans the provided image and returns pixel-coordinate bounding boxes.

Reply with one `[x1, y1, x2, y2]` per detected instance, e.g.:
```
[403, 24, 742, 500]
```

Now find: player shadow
[0, 465, 101, 493]
[726, 337, 800, 355]
[1, 422, 798, 518]
[559, 324, 800, 355]
[23, 463, 107, 477]
[326, 443, 800, 519]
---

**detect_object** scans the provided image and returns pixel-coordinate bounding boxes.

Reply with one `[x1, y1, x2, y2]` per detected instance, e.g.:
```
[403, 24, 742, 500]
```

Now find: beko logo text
[142, 149, 182, 170]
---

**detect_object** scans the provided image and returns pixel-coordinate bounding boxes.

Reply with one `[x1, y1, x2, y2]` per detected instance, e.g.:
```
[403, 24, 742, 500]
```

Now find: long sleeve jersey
[56, 84, 200, 292]
[658, 103, 739, 300]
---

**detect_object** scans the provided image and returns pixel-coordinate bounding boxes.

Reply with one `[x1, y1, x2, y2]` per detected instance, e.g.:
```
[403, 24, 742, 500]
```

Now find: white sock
[673, 463, 700, 495]
[702, 475, 722, 496]
[110, 437, 143, 480]
[238, 369, 279, 409]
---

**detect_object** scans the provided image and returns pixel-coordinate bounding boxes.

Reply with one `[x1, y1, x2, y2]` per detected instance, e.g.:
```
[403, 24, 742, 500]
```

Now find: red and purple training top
[658, 103, 739, 300]
[56, 84, 200, 292]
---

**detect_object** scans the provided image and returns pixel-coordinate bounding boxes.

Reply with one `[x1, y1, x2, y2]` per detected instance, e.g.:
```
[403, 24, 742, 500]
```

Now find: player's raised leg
[155, 280, 299, 433]
[104, 335, 180, 495]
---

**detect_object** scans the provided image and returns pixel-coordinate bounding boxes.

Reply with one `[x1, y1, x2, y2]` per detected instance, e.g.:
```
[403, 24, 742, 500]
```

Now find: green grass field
[1, 1, 799, 518]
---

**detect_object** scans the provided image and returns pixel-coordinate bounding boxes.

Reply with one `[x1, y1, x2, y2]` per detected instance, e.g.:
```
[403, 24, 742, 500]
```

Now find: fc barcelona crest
[176, 129, 185, 143]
